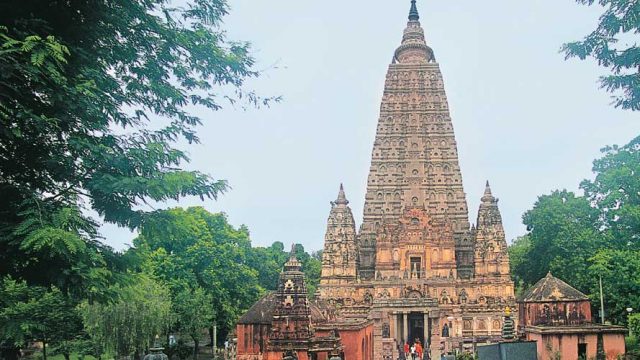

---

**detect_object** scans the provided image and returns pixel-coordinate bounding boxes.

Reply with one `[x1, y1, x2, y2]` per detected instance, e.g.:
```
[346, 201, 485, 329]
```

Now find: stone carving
[269, 246, 312, 351]
[313, 1, 517, 357]
[364, 291, 373, 305]
[382, 323, 391, 338]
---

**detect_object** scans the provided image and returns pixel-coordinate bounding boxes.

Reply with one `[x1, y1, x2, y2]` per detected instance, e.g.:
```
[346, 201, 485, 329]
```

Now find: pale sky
[102, 0, 639, 252]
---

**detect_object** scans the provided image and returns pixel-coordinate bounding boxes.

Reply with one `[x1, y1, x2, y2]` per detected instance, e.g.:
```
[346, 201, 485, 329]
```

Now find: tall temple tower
[358, 0, 473, 280]
[317, 2, 516, 359]
[237, 2, 518, 360]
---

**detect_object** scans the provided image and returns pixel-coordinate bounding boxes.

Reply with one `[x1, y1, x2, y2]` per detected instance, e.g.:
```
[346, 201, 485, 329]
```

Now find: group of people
[403, 339, 426, 360]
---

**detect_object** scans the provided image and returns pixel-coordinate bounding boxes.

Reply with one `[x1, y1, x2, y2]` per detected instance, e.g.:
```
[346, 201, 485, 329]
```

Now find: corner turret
[473, 181, 510, 279]
[318, 184, 358, 298]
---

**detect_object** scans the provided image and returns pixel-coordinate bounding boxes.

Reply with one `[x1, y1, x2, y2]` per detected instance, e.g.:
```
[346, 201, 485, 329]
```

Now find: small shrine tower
[268, 246, 313, 359]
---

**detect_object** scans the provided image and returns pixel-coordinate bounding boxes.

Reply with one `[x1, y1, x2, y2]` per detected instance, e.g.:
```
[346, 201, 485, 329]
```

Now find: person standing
[404, 341, 410, 359]
[415, 340, 423, 359]
[410, 343, 416, 360]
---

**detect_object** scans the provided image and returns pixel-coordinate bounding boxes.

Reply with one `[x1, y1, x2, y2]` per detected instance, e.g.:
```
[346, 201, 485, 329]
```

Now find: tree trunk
[42, 341, 47, 360]
[192, 338, 198, 360]
[63, 352, 71, 360]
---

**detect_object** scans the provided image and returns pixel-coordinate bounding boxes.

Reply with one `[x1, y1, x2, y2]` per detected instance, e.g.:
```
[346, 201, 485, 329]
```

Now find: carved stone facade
[320, 184, 358, 285]
[356, 8, 473, 281]
[268, 249, 313, 354]
[237, 247, 356, 360]
[473, 182, 511, 280]
[317, 2, 516, 359]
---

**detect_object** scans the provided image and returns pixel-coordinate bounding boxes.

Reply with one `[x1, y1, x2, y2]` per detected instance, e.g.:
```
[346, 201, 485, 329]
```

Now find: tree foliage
[78, 275, 174, 359]
[132, 207, 323, 348]
[247, 242, 322, 297]
[588, 249, 640, 324]
[630, 313, 640, 340]
[506, 235, 531, 297]
[172, 287, 214, 360]
[511, 135, 640, 324]
[0, 0, 273, 356]
[133, 207, 262, 343]
[581, 135, 640, 248]
[247, 242, 289, 291]
[562, 0, 640, 111]
[0, 278, 82, 360]
[0, 0, 271, 295]
[520, 190, 604, 291]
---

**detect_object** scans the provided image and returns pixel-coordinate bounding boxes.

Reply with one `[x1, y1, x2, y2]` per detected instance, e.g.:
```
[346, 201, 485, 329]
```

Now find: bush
[456, 352, 476, 360]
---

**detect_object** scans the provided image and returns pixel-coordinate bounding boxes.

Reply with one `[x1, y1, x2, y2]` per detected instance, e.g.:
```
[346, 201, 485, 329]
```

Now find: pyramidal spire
[480, 180, 497, 203]
[285, 243, 302, 271]
[289, 243, 297, 259]
[484, 180, 493, 196]
[409, 0, 420, 21]
[335, 183, 349, 205]
[395, 0, 434, 64]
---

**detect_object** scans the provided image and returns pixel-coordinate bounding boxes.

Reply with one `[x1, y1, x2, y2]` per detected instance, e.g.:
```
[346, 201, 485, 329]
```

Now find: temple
[518, 272, 626, 359]
[236, 1, 516, 359]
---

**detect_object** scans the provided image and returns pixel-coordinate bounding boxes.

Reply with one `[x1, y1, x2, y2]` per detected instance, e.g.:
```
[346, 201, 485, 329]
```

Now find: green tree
[630, 313, 640, 340]
[134, 207, 263, 345]
[562, 0, 640, 111]
[507, 235, 531, 297]
[0, 279, 82, 360]
[303, 252, 322, 298]
[78, 275, 174, 359]
[581, 135, 640, 249]
[515, 135, 640, 324]
[588, 249, 640, 324]
[247, 242, 289, 291]
[173, 287, 214, 360]
[1, 1, 272, 355]
[521, 190, 603, 291]
[0, 0, 273, 295]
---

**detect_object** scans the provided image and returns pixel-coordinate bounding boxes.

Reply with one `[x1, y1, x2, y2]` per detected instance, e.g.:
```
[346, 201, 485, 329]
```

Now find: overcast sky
[102, 0, 639, 253]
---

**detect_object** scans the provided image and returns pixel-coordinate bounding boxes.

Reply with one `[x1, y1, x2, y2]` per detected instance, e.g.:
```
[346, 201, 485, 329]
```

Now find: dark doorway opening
[578, 343, 587, 359]
[408, 313, 424, 347]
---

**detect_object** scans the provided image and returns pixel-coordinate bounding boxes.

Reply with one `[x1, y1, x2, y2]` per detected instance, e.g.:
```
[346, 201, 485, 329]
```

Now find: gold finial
[505, 306, 511, 317]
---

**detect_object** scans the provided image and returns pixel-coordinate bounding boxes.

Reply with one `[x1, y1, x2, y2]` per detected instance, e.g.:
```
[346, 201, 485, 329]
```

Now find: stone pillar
[403, 312, 409, 343]
[423, 312, 429, 348]
[396, 313, 402, 345]
[390, 312, 397, 341]
[430, 315, 441, 360]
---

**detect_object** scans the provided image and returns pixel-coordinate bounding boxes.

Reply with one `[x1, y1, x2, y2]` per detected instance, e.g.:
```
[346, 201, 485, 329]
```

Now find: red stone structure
[518, 272, 626, 359]
[236, 247, 372, 360]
